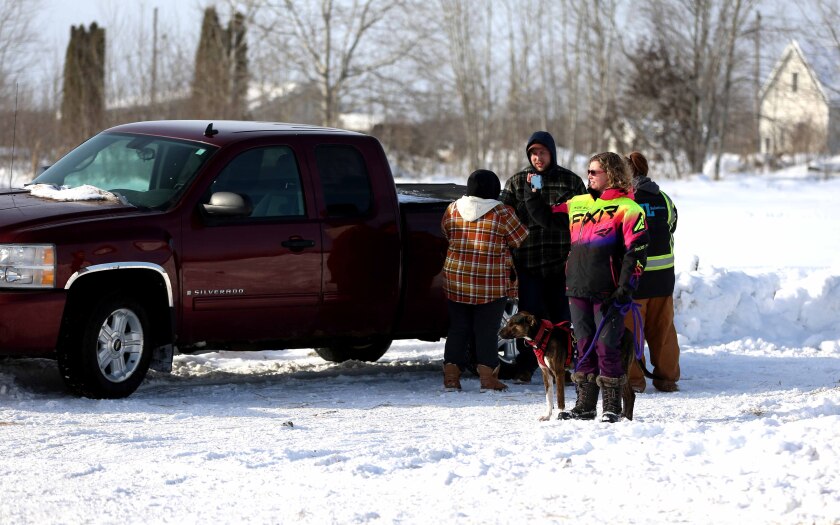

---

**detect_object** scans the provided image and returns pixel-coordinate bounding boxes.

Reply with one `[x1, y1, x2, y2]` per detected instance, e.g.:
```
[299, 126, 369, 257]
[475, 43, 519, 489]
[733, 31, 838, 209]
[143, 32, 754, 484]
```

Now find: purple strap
[574, 300, 645, 372]
[618, 301, 645, 360]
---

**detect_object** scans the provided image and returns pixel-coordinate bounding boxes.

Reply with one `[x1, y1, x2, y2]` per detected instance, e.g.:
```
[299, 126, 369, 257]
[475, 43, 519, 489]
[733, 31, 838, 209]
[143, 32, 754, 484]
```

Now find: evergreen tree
[191, 8, 249, 119]
[192, 8, 227, 117]
[228, 12, 249, 119]
[61, 23, 105, 147]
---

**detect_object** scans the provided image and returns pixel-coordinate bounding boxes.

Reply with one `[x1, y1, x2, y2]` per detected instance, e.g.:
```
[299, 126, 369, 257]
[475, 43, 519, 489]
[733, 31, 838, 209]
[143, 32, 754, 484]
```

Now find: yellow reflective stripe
[645, 254, 674, 270]
[662, 192, 676, 230]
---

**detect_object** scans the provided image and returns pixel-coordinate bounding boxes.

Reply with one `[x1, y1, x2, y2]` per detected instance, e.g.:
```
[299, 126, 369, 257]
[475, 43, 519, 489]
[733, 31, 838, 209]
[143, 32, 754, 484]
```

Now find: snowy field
[1, 165, 839, 524]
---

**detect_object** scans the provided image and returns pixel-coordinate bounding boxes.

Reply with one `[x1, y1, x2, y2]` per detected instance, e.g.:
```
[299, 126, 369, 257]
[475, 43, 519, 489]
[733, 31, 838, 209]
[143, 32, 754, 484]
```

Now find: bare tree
[436, 0, 497, 168]
[256, 0, 417, 127]
[625, 0, 758, 177]
[0, 0, 41, 107]
[797, 0, 840, 101]
[556, 0, 586, 166]
[710, 0, 754, 179]
[577, 0, 625, 154]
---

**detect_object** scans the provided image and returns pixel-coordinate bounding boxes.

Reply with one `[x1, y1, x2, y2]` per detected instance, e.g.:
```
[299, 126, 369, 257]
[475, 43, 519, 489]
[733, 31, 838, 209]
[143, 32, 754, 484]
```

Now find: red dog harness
[524, 319, 574, 369]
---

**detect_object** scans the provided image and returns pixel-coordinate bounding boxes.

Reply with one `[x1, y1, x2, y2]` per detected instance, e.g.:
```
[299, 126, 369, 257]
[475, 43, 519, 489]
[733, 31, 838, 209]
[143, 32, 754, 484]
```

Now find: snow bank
[675, 267, 840, 350]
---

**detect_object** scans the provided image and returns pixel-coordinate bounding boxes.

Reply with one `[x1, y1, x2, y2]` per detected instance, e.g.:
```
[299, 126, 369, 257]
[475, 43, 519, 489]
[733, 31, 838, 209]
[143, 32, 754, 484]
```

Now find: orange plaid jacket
[441, 201, 528, 304]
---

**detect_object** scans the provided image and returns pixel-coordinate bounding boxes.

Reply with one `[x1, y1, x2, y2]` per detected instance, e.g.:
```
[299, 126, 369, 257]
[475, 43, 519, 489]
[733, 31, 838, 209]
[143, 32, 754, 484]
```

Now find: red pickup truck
[0, 120, 466, 398]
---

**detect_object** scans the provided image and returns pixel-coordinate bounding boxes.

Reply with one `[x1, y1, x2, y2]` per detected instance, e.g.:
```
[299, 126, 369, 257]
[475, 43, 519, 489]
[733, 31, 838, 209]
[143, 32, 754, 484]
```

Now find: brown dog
[499, 311, 573, 421]
[499, 311, 642, 421]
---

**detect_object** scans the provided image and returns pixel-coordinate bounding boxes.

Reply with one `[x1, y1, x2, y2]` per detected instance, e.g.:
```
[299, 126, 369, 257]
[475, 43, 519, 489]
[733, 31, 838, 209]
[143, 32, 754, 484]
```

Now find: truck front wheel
[315, 339, 392, 363]
[57, 296, 152, 399]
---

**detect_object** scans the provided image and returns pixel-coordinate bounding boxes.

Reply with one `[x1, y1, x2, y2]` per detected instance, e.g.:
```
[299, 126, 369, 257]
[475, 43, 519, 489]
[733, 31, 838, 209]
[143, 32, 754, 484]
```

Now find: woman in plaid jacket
[441, 169, 528, 391]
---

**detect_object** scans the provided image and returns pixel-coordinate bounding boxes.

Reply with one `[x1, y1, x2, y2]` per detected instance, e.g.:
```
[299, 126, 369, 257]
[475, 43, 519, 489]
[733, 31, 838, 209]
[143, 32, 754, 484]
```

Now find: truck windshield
[31, 132, 217, 209]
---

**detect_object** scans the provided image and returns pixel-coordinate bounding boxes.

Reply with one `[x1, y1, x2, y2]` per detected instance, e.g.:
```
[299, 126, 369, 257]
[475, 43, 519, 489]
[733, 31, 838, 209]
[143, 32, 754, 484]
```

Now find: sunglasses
[587, 169, 605, 176]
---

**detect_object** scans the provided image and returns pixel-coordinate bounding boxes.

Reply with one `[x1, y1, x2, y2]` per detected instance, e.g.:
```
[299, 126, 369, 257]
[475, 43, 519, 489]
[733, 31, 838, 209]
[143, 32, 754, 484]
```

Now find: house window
[792, 72, 798, 92]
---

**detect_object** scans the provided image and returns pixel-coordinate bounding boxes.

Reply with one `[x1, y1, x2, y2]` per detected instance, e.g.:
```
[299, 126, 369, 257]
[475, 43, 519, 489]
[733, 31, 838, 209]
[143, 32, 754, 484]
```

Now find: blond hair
[589, 152, 631, 191]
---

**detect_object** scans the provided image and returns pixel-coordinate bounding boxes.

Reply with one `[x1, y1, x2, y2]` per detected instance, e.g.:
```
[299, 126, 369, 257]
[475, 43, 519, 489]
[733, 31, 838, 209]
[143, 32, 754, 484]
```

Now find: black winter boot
[559, 372, 599, 420]
[597, 375, 626, 423]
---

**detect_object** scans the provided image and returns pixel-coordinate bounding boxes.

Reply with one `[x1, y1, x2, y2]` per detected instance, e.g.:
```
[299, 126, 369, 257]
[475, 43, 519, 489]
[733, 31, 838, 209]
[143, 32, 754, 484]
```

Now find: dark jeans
[515, 267, 571, 372]
[444, 298, 507, 369]
[569, 296, 624, 378]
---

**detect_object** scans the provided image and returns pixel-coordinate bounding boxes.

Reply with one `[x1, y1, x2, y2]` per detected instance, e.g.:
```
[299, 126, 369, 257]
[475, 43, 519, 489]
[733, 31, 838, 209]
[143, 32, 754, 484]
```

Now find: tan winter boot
[477, 364, 508, 391]
[443, 363, 462, 391]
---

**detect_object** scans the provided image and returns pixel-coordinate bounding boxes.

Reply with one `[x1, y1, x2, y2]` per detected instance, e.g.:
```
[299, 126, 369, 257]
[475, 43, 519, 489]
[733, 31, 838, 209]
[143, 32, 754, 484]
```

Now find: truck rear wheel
[315, 339, 392, 363]
[57, 295, 152, 399]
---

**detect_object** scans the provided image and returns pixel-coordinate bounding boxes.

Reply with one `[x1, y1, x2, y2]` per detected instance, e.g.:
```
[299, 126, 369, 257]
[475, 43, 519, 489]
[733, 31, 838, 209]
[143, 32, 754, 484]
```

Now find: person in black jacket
[625, 151, 680, 392]
[500, 131, 586, 382]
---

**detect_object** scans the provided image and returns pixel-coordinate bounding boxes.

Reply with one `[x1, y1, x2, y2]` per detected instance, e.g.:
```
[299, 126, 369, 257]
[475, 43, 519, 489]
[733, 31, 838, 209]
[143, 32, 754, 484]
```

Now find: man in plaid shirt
[441, 169, 528, 392]
[500, 131, 586, 382]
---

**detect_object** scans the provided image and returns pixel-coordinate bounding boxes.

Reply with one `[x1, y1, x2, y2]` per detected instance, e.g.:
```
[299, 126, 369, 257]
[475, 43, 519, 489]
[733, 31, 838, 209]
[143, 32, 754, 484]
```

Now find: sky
[37, 0, 205, 43]
[1, 162, 839, 524]
[25, 0, 208, 90]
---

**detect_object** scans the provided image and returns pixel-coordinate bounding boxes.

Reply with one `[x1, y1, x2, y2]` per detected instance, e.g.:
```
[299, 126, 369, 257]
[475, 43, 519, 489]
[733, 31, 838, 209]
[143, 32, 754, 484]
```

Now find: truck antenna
[8, 82, 19, 188]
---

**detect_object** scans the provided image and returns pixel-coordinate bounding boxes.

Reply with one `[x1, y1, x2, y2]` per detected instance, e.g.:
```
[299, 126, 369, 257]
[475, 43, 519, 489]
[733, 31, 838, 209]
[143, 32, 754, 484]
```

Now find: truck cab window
[208, 146, 305, 218]
[315, 145, 372, 217]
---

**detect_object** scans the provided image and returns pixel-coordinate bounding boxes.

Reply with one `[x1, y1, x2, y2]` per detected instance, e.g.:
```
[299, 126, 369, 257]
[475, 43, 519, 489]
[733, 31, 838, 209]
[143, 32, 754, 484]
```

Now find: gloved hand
[607, 285, 633, 307]
[610, 285, 632, 306]
[601, 285, 632, 315]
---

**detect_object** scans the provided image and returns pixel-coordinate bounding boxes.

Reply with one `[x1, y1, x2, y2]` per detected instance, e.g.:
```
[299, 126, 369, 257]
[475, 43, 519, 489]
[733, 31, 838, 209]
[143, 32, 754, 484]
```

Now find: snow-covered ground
[1, 166, 839, 524]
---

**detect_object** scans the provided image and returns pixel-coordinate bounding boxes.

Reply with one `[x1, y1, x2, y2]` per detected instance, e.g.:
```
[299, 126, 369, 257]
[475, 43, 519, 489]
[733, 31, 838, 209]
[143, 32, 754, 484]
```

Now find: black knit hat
[467, 169, 501, 199]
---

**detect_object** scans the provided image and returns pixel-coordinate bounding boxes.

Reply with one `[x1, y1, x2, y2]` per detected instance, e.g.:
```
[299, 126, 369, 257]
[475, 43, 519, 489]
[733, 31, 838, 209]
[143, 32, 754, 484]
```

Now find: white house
[759, 39, 840, 156]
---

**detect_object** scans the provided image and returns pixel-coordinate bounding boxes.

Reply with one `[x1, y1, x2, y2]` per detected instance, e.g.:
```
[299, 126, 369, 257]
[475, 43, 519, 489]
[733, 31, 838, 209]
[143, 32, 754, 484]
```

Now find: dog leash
[618, 301, 645, 361]
[573, 300, 644, 371]
[573, 307, 612, 373]
[575, 300, 662, 380]
[619, 301, 666, 380]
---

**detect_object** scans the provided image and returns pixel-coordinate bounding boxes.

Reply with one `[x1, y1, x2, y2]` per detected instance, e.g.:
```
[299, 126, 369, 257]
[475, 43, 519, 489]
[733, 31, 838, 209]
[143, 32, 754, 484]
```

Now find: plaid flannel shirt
[442, 202, 528, 304]
[500, 165, 586, 277]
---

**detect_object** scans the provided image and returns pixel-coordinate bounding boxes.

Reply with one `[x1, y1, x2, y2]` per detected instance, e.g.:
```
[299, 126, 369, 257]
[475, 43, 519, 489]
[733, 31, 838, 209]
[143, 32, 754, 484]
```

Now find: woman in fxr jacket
[525, 152, 648, 423]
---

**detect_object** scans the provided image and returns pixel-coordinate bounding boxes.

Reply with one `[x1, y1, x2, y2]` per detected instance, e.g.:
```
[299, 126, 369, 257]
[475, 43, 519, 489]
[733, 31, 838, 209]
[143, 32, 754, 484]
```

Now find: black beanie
[467, 169, 501, 199]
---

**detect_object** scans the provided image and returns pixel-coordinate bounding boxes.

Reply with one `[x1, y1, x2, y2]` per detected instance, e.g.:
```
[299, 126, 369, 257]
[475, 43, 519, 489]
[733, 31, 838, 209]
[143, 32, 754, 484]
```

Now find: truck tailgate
[393, 184, 462, 340]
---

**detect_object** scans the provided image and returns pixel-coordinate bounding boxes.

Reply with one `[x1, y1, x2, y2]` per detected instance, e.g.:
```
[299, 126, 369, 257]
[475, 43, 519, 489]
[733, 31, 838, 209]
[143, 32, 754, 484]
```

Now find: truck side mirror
[203, 191, 253, 217]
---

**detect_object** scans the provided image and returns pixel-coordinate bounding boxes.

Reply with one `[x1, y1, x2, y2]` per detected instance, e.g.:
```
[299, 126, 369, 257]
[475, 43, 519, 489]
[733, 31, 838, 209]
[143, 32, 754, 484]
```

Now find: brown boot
[443, 363, 462, 390]
[477, 364, 508, 391]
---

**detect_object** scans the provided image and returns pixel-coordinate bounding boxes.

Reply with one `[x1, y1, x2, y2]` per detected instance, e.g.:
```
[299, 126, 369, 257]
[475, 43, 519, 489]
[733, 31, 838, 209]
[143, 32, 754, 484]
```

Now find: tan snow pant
[624, 295, 681, 392]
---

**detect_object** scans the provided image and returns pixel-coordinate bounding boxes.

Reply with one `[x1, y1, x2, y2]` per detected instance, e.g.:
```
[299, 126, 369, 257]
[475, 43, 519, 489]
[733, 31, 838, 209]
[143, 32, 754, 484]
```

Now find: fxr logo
[573, 205, 618, 225]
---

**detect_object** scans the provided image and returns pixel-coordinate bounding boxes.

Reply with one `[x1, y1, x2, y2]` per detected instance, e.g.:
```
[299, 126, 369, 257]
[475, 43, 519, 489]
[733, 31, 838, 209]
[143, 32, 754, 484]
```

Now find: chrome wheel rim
[497, 299, 519, 364]
[96, 308, 144, 383]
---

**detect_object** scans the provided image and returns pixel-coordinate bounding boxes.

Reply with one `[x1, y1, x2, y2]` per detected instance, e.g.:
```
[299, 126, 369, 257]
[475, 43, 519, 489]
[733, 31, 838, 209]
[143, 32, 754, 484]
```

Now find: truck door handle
[281, 237, 316, 250]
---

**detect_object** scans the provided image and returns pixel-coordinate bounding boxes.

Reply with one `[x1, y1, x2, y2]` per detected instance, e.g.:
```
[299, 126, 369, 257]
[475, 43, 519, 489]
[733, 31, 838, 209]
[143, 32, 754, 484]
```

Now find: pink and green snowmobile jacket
[526, 187, 649, 300]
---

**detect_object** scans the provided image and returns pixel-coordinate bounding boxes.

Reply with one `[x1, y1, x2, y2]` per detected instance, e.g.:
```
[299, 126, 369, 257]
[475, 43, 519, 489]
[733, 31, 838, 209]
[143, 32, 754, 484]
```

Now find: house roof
[797, 39, 840, 104]
[762, 39, 840, 106]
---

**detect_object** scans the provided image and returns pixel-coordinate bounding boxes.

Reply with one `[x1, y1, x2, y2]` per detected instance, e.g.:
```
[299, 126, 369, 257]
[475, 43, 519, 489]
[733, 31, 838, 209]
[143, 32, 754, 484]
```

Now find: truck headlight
[0, 244, 56, 288]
